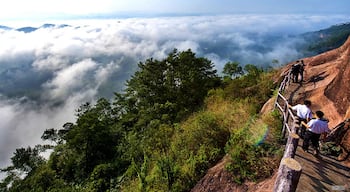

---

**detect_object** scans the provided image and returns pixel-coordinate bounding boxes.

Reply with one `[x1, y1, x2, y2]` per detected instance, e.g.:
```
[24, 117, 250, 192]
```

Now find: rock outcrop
[304, 35, 350, 124]
[294, 35, 350, 166]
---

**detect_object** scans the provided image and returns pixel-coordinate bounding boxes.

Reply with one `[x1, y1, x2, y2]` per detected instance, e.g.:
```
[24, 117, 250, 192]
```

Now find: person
[301, 110, 330, 156]
[299, 60, 306, 82]
[289, 100, 313, 138]
[291, 61, 301, 83]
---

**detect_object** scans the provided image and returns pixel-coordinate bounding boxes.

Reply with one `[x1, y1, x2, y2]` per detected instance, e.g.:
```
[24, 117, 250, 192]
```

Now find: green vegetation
[320, 142, 342, 157]
[0, 49, 283, 192]
[301, 22, 350, 54]
[222, 61, 243, 80]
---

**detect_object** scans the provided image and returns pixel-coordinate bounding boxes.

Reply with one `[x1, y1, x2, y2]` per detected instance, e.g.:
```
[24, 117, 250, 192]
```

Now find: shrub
[225, 114, 282, 184]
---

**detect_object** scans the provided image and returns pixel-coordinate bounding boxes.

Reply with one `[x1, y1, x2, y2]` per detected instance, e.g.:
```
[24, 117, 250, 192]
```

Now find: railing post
[281, 99, 289, 139]
[274, 96, 279, 109]
[281, 125, 286, 140]
[285, 104, 290, 124]
[283, 132, 300, 159]
[274, 69, 302, 192]
[273, 158, 302, 192]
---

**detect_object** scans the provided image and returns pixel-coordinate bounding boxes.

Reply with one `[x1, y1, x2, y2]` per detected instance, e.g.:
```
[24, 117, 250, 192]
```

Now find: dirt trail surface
[191, 36, 350, 191]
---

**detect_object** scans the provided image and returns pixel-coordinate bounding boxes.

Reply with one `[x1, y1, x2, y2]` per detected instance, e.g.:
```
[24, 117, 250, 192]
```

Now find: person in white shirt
[301, 110, 330, 156]
[289, 100, 313, 138]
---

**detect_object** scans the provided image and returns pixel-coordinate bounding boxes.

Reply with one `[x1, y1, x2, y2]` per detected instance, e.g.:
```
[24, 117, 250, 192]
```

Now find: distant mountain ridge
[17, 26, 38, 33]
[0, 23, 70, 33]
[301, 22, 350, 54]
[0, 25, 12, 30]
[1, 21, 349, 54]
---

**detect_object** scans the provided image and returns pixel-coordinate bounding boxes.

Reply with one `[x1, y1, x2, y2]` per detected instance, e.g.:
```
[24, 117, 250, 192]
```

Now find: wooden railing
[274, 70, 296, 136]
[273, 70, 302, 192]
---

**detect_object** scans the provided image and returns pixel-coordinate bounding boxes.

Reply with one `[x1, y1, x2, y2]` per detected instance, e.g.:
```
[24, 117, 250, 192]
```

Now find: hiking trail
[283, 80, 350, 192]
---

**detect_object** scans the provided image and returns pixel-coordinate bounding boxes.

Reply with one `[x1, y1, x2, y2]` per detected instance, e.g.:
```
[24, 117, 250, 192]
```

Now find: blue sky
[1, 0, 350, 22]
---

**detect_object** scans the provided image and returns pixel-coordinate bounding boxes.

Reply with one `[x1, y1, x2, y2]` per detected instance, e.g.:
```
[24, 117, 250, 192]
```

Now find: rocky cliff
[295, 35, 350, 127]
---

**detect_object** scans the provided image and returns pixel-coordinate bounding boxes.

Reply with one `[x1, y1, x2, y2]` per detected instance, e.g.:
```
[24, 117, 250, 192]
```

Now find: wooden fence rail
[274, 70, 297, 136]
[273, 69, 302, 192]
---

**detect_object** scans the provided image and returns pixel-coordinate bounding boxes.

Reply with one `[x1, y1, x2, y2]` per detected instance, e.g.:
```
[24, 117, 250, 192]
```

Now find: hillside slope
[191, 35, 350, 192]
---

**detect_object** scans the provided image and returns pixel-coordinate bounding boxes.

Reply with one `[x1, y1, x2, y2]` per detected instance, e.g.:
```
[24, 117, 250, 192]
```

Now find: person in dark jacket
[291, 61, 301, 83]
[299, 60, 306, 82]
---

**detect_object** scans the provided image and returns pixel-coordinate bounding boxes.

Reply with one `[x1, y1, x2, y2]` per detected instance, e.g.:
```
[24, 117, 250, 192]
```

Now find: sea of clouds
[0, 14, 349, 174]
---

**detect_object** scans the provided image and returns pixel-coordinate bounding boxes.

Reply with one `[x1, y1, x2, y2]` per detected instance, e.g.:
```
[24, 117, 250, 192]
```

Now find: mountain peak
[16, 26, 38, 33]
[0, 25, 12, 30]
[41, 23, 56, 28]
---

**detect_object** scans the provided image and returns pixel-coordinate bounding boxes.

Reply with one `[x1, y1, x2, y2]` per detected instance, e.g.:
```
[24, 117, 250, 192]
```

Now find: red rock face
[324, 37, 350, 116]
[304, 36, 350, 165]
[284, 36, 350, 166]
[339, 117, 350, 167]
[280, 36, 350, 166]
[300, 36, 350, 127]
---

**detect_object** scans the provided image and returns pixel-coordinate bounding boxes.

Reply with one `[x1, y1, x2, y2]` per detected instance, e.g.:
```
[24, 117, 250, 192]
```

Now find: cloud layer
[0, 14, 349, 173]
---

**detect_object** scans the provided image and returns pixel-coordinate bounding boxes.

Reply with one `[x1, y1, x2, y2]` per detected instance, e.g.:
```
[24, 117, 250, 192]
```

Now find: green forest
[301, 22, 350, 55]
[0, 49, 283, 192]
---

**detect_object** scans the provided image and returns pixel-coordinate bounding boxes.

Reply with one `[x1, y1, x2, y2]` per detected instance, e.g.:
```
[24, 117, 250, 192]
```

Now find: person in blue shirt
[301, 110, 330, 156]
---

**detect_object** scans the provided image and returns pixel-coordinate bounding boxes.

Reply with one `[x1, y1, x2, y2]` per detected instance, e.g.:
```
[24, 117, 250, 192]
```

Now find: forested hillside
[300, 22, 350, 55]
[0, 49, 283, 191]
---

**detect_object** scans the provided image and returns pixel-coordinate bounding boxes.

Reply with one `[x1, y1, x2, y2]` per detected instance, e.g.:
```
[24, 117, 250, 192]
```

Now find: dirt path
[284, 81, 350, 192]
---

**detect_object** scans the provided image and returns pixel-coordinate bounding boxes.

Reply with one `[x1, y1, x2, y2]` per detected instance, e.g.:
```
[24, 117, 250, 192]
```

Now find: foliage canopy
[1, 49, 281, 192]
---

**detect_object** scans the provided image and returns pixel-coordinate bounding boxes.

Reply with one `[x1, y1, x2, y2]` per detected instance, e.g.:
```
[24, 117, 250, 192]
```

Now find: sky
[1, 0, 350, 24]
[1, 0, 350, 180]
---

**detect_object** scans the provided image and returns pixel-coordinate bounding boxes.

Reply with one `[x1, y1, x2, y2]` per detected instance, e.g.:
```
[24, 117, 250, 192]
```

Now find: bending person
[289, 100, 313, 138]
[301, 110, 330, 156]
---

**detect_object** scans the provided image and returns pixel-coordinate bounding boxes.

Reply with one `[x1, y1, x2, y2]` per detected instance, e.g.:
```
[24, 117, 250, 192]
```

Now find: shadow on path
[294, 136, 350, 192]
[308, 71, 329, 88]
[287, 82, 303, 104]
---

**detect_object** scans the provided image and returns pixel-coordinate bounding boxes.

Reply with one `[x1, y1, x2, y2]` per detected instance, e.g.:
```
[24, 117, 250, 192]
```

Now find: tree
[64, 98, 120, 178]
[8, 147, 45, 174]
[222, 61, 243, 79]
[244, 64, 262, 77]
[0, 146, 46, 191]
[124, 49, 220, 123]
[272, 59, 279, 66]
[109, 49, 221, 189]
[41, 123, 71, 145]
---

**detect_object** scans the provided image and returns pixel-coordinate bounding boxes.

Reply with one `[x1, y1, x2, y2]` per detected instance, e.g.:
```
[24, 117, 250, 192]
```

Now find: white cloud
[43, 59, 97, 101]
[0, 97, 77, 169]
[94, 61, 120, 86]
